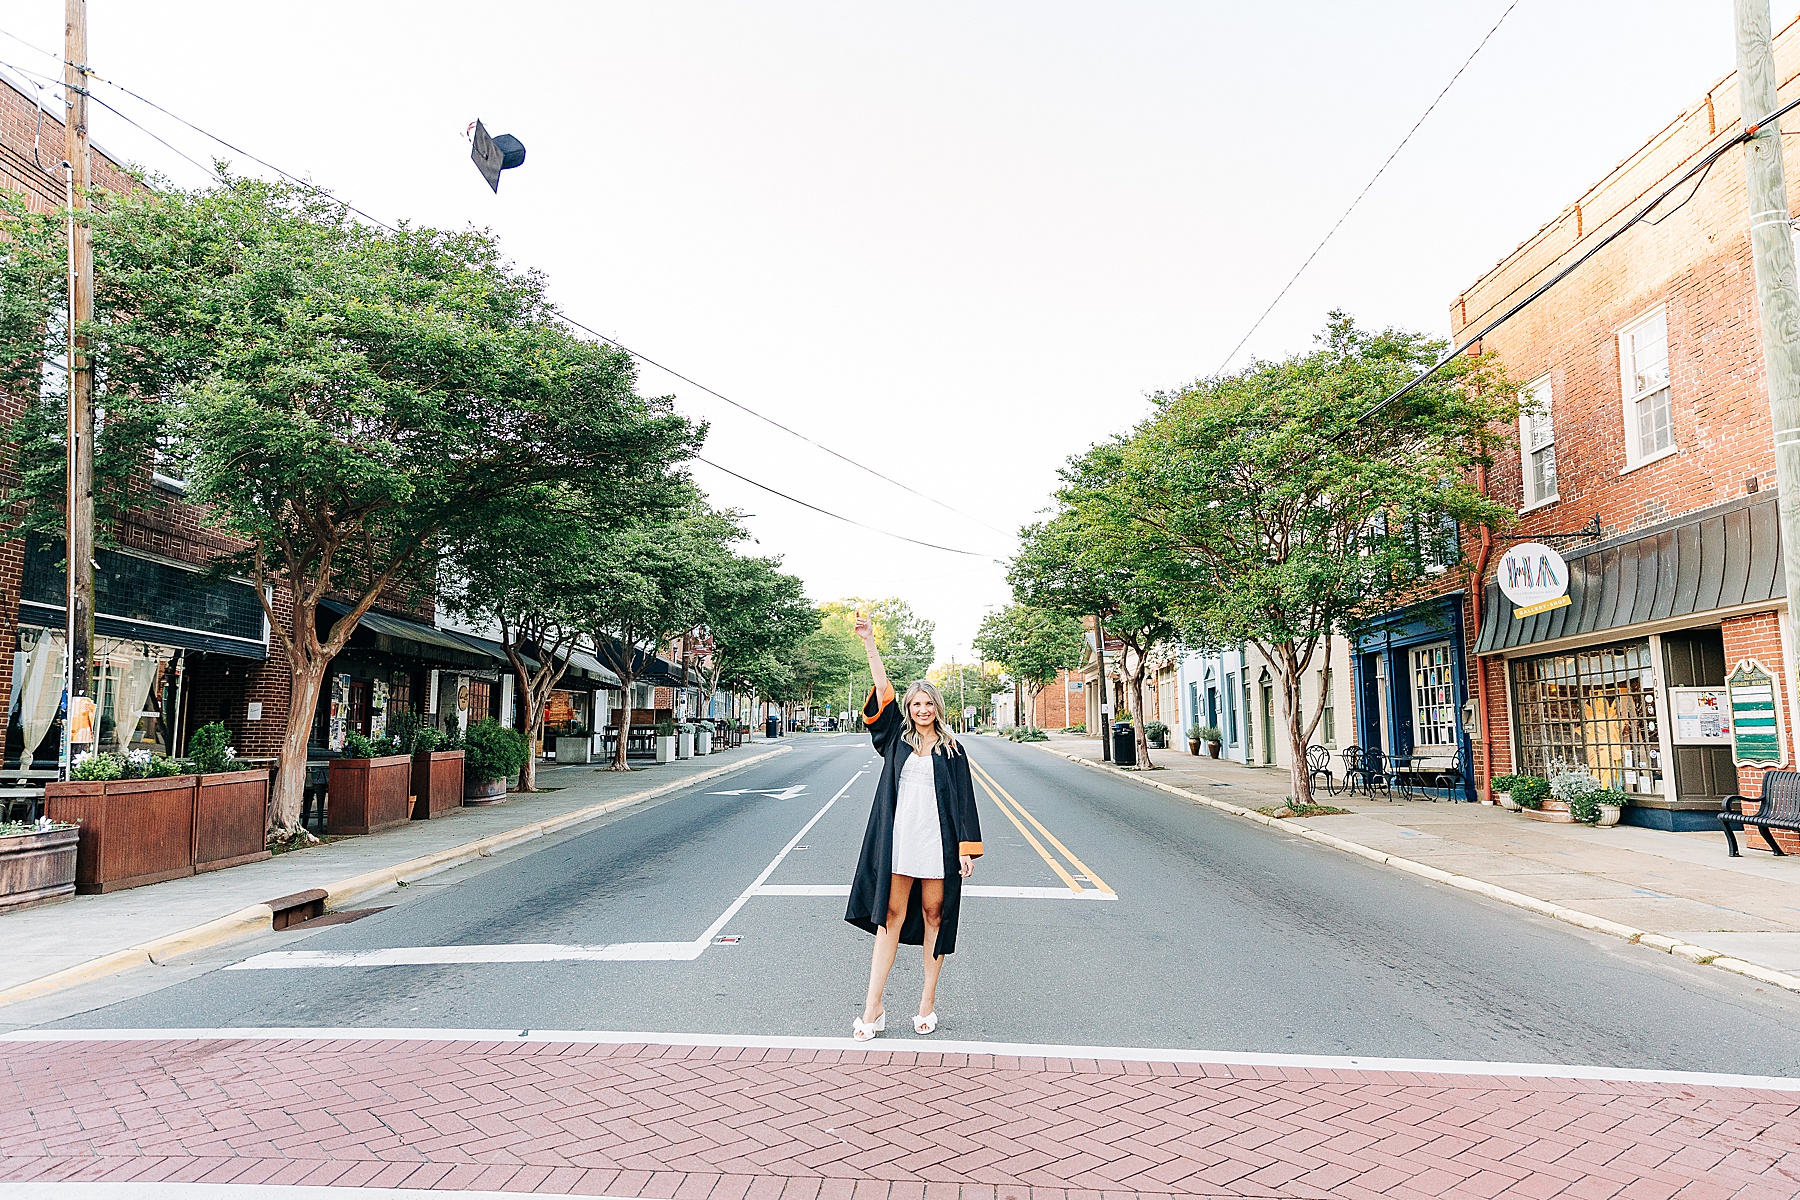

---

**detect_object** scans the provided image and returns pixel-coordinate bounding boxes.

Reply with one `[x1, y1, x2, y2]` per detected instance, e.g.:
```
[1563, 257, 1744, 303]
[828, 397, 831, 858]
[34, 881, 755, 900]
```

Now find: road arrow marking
[708, 785, 807, 800]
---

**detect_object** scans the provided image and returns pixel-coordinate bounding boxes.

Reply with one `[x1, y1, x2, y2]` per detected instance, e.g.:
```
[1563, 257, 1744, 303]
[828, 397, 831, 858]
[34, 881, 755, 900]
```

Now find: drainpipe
[1470, 463, 1495, 804]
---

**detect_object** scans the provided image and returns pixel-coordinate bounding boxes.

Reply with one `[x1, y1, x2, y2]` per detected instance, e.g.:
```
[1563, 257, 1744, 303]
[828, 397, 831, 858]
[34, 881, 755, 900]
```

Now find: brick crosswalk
[2, 1036, 1797, 1198]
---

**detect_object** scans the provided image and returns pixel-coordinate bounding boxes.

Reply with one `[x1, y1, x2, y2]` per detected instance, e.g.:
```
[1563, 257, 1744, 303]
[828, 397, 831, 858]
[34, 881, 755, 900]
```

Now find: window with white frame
[1319, 668, 1335, 746]
[1619, 308, 1672, 466]
[1519, 374, 1556, 507]
[1411, 644, 1457, 748]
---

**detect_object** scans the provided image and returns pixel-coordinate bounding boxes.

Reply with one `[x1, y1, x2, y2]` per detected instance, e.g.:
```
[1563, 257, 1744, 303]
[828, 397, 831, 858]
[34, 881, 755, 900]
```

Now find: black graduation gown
[843, 682, 985, 955]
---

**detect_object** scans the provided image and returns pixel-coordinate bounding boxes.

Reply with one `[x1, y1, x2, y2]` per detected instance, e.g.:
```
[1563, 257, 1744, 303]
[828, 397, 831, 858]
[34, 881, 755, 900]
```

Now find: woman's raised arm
[856, 612, 890, 696]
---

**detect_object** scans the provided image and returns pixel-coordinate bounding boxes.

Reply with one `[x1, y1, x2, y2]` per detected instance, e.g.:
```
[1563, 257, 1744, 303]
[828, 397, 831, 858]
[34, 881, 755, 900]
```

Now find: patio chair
[1306, 745, 1336, 796]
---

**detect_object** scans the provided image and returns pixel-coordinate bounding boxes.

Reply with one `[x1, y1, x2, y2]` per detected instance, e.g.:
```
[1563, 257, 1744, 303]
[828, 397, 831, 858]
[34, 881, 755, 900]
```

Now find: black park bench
[1721, 769, 1800, 857]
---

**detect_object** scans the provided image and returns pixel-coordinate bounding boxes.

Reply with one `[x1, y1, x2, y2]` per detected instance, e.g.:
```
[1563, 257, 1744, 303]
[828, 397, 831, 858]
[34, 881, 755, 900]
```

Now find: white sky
[0, 1, 1749, 663]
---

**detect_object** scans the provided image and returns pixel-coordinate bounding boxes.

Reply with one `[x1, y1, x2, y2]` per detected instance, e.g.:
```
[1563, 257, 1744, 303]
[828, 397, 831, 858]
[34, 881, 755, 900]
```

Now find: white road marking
[229, 769, 866, 974]
[755, 883, 1118, 901]
[707, 785, 808, 799]
[7, 1026, 1796, 1091]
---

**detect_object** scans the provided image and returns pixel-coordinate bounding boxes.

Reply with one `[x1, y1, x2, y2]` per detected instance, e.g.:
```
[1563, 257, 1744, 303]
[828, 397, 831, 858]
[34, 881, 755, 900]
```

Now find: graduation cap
[468, 119, 527, 192]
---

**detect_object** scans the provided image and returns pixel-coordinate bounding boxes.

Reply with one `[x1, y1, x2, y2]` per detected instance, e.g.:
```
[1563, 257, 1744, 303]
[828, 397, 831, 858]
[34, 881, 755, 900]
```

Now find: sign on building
[1670, 687, 1731, 746]
[1498, 542, 1572, 619]
[1726, 659, 1787, 767]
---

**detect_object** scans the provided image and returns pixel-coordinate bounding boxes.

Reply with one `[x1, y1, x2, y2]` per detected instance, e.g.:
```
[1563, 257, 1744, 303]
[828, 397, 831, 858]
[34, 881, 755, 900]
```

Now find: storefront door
[1259, 674, 1275, 765]
[1359, 652, 1383, 751]
[1663, 630, 1735, 804]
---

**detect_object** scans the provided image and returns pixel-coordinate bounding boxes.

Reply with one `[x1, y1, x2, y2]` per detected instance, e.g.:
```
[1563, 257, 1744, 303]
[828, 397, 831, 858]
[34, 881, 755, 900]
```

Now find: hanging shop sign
[1670, 687, 1731, 746]
[1499, 542, 1572, 619]
[1726, 658, 1787, 767]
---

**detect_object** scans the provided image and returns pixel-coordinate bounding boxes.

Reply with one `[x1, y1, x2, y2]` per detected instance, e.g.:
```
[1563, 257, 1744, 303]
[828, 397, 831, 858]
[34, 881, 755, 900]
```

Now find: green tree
[1, 178, 699, 835]
[586, 502, 742, 770]
[1102, 314, 1517, 804]
[818, 597, 936, 718]
[973, 603, 1086, 728]
[928, 659, 1005, 729]
[697, 553, 814, 728]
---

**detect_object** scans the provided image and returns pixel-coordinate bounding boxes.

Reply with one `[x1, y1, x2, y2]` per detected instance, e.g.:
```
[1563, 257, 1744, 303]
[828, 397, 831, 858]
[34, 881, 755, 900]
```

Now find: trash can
[1112, 722, 1137, 767]
[766, 715, 780, 739]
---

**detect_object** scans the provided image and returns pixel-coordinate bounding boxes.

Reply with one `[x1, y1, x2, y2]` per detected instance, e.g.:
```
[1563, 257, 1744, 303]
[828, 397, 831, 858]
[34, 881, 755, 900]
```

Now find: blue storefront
[1349, 594, 1476, 801]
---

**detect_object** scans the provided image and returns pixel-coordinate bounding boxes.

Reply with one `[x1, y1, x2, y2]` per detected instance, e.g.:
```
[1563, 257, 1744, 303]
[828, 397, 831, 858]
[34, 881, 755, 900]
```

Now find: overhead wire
[0, 27, 1009, 558]
[1359, 93, 1800, 423]
[1212, 0, 1523, 376]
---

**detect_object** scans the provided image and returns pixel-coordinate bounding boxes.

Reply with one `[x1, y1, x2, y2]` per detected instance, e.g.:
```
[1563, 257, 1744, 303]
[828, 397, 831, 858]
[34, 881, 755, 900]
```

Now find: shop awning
[1474, 492, 1784, 655]
[590, 634, 691, 687]
[319, 600, 505, 670]
[564, 647, 622, 688]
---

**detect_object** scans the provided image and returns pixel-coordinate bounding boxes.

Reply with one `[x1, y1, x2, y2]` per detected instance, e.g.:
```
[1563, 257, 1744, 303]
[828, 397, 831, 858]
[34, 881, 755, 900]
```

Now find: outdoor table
[1386, 755, 1463, 801]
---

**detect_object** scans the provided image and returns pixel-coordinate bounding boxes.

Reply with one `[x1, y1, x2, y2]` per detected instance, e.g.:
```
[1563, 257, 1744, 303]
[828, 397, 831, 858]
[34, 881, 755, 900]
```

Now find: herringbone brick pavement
[1, 1038, 1797, 1198]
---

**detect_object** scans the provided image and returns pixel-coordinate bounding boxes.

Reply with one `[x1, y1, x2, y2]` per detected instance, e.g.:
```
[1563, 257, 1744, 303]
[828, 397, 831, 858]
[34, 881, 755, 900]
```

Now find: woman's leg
[862, 874, 913, 1023]
[918, 878, 946, 1016]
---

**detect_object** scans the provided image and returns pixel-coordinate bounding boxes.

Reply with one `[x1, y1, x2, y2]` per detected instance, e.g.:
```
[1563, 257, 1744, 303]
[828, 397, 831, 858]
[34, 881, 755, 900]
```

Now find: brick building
[1358, 18, 1800, 833]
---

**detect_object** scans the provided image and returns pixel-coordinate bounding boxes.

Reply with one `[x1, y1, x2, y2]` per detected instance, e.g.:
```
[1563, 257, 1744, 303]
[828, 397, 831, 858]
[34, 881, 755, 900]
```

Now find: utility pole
[1736, 0, 1800, 699]
[61, 0, 96, 776]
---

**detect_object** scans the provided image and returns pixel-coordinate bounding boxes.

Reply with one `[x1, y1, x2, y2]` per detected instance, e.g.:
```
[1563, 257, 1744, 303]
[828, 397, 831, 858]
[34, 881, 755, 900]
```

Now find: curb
[0, 746, 793, 1008]
[1030, 742, 1800, 997]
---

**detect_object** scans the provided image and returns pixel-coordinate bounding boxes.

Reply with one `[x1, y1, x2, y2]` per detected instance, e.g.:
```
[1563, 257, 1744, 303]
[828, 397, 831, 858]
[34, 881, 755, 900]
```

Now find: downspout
[1471, 463, 1495, 805]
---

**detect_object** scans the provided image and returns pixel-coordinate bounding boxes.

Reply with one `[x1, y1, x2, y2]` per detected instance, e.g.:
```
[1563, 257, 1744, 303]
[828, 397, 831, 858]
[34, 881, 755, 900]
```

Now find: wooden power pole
[1735, 0, 1800, 696]
[62, 0, 96, 772]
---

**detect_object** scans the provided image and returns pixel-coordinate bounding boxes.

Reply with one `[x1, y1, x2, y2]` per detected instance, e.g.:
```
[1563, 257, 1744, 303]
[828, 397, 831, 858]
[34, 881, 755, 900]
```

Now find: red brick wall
[1028, 669, 1079, 730]
[1720, 611, 1800, 853]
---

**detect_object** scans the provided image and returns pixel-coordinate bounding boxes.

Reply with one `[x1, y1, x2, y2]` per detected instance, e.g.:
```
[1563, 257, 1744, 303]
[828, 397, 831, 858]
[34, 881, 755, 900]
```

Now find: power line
[1359, 93, 1800, 423]
[697, 457, 997, 558]
[0, 26, 1017, 544]
[1213, 0, 1523, 376]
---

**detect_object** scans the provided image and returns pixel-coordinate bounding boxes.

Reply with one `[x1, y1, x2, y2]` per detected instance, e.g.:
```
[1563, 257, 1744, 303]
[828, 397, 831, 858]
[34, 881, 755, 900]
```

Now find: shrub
[1571, 786, 1627, 824]
[1550, 768, 1601, 804]
[1145, 721, 1169, 742]
[1509, 776, 1550, 809]
[146, 754, 185, 777]
[463, 718, 528, 784]
[70, 751, 123, 781]
[185, 722, 239, 775]
[1187, 723, 1205, 742]
[655, 719, 677, 737]
[1198, 725, 1222, 743]
[1063, 724, 1086, 734]
[1004, 726, 1048, 742]
[1490, 773, 1524, 793]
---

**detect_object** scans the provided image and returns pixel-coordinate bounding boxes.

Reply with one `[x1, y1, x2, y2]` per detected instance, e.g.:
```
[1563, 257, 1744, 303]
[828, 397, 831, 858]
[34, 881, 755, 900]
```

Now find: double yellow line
[968, 757, 1113, 896]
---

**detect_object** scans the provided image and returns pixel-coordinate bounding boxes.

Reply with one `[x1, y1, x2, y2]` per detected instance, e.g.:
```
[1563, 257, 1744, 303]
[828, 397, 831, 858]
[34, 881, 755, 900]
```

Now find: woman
[845, 611, 983, 1040]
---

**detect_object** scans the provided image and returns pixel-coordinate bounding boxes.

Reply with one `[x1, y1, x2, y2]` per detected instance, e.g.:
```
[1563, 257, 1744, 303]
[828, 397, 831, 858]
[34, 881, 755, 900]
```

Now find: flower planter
[554, 736, 592, 765]
[676, 731, 694, 759]
[1188, 740, 1201, 756]
[1207, 741, 1222, 758]
[195, 769, 274, 872]
[1495, 791, 1519, 811]
[656, 735, 676, 764]
[45, 769, 270, 893]
[412, 749, 465, 819]
[0, 825, 79, 911]
[1596, 803, 1623, 828]
[695, 729, 713, 756]
[1521, 798, 1576, 823]
[464, 775, 509, 804]
[328, 754, 413, 835]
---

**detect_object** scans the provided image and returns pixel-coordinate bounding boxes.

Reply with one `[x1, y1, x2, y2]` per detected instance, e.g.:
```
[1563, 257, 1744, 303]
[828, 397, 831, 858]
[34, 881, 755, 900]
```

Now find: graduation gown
[844, 681, 985, 955]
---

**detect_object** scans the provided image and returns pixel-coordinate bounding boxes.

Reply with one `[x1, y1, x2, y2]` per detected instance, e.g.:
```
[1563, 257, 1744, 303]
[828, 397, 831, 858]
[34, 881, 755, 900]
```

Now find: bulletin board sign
[1726, 659, 1787, 767]
[1670, 687, 1731, 746]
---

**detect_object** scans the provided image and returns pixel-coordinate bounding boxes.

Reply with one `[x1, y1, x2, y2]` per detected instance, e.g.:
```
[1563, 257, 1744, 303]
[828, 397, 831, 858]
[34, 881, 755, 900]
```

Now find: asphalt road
[29, 733, 1800, 1073]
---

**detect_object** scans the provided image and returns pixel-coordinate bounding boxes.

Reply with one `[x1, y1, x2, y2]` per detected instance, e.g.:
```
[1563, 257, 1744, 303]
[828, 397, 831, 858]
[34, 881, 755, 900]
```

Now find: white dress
[891, 750, 945, 879]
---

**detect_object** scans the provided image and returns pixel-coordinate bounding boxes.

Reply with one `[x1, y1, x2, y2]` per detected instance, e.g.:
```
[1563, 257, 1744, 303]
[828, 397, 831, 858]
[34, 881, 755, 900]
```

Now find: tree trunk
[1128, 668, 1152, 769]
[270, 654, 328, 839]
[516, 664, 541, 793]
[610, 673, 635, 771]
[1277, 642, 1318, 809]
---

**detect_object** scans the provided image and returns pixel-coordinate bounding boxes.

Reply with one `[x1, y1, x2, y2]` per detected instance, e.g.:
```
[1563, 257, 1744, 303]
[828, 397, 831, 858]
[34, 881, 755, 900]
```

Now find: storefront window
[1412, 644, 1457, 747]
[1511, 640, 1662, 795]
[7, 629, 179, 766]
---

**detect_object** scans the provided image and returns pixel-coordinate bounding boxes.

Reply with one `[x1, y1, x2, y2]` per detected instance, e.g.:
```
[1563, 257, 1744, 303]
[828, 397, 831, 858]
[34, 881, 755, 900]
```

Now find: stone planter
[0, 825, 79, 911]
[464, 775, 508, 804]
[328, 754, 413, 835]
[676, 731, 694, 759]
[656, 735, 676, 764]
[1521, 798, 1576, 824]
[1495, 790, 1518, 811]
[45, 769, 270, 893]
[1596, 803, 1623, 827]
[412, 749, 464, 819]
[554, 736, 592, 765]
[695, 729, 713, 756]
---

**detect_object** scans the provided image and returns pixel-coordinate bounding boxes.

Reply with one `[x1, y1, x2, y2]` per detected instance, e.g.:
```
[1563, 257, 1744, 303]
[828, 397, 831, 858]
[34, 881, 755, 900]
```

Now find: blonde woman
[846, 612, 983, 1040]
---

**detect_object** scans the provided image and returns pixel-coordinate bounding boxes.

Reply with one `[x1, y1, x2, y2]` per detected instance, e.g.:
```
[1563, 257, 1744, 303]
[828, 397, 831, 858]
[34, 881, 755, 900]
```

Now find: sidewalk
[0, 742, 792, 1009]
[1039, 734, 1800, 990]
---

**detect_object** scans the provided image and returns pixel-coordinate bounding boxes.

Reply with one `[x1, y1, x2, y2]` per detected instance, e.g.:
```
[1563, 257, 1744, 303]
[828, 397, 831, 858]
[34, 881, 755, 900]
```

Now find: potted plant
[655, 719, 678, 764]
[554, 722, 593, 765]
[399, 720, 463, 820]
[1490, 773, 1522, 810]
[676, 722, 695, 760]
[1509, 775, 1549, 812]
[1187, 723, 1204, 755]
[1145, 720, 1169, 749]
[694, 721, 713, 756]
[0, 818, 80, 911]
[462, 719, 527, 803]
[1571, 786, 1626, 827]
[1198, 725, 1223, 758]
[328, 730, 412, 834]
[1526, 768, 1597, 824]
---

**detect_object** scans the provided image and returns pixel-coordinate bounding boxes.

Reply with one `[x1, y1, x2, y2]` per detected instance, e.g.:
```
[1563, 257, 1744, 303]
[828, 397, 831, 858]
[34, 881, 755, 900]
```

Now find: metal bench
[1721, 769, 1800, 857]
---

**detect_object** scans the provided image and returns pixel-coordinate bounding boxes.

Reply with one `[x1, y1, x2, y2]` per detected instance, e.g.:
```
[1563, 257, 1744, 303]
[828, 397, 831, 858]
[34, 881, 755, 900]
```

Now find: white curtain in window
[15, 630, 65, 764]
[115, 652, 160, 752]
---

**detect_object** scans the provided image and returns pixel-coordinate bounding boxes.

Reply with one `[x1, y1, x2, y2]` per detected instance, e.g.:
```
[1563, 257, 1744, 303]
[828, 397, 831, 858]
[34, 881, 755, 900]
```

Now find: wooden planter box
[196, 769, 274, 872]
[412, 750, 465, 820]
[0, 825, 79, 911]
[328, 755, 413, 835]
[45, 769, 270, 894]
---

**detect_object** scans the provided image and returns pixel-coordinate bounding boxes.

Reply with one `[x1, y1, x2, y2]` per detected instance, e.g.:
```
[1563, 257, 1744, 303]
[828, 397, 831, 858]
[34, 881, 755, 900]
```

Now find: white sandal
[913, 1011, 938, 1035]
[853, 1010, 886, 1041]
